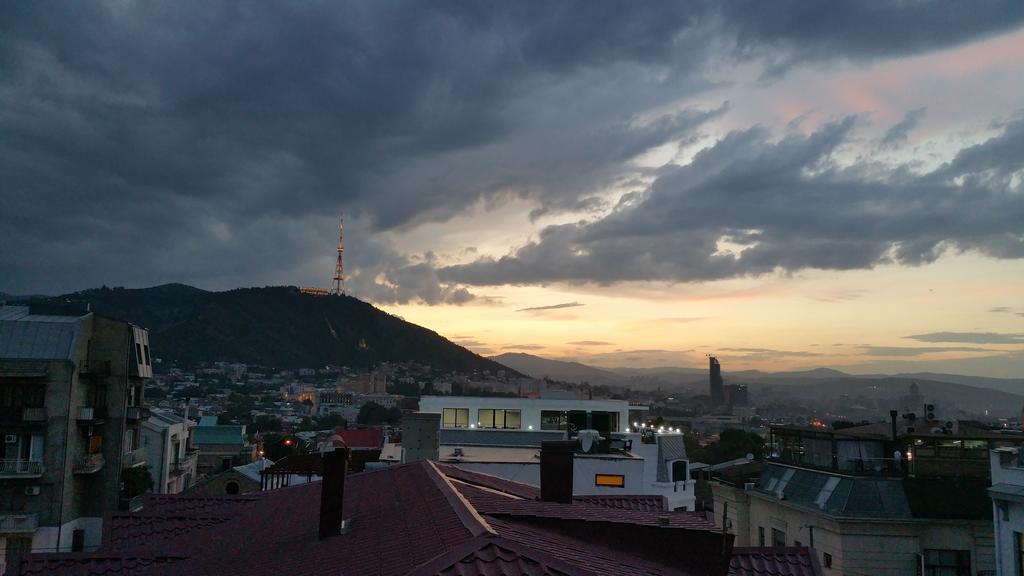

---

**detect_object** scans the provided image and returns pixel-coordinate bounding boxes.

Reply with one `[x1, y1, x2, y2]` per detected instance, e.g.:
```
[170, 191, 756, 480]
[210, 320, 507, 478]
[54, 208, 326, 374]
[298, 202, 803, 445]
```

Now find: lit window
[541, 411, 567, 431]
[478, 409, 521, 429]
[594, 474, 625, 488]
[442, 408, 469, 428]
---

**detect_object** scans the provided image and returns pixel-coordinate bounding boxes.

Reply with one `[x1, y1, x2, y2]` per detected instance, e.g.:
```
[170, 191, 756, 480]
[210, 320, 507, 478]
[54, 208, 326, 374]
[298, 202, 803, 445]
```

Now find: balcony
[123, 447, 147, 468]
[170, 451, 198, 476]
[0, 407, 47, 425]
[125, 406, 150, 422]
[76, 406, 106, 426]
[21, 407, 46, 422]
[0, 459, 44, 479]
[73, 453, 105, 475]
[0, 513, 38, 534]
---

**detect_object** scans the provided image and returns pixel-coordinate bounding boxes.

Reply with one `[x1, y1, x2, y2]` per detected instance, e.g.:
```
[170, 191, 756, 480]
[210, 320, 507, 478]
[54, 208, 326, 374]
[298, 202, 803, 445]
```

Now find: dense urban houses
[0, 302, 151, 568]
[715, 417, 1024, 576]
[14, 442, 822, 576]
[141, 408, 197, 494]
[190, 416, 256, 477]
[989, 446, 1024, 576]
[415, 395, 697, 510]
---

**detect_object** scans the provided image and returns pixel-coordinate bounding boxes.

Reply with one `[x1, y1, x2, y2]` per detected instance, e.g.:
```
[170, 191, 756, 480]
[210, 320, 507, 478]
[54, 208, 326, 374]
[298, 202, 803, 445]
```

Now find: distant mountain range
[491, 352, 1024, 416]
[490, 352, 623, 386]
[30, 284, 510, 373]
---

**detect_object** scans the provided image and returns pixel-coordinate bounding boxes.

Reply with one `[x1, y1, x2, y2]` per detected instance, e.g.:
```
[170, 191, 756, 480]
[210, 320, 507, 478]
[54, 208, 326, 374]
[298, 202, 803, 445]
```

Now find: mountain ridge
[39, 284, 511, 373]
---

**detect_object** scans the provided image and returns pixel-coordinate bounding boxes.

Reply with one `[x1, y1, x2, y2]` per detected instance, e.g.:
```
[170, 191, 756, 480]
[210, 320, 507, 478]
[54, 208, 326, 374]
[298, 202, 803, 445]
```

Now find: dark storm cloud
[517, 302, 584, 312]
[443, 116, 1024, 286]
[905, 332, 1024, 344]
[880, 108, 927, 148]
[2, 1, 1023, 300]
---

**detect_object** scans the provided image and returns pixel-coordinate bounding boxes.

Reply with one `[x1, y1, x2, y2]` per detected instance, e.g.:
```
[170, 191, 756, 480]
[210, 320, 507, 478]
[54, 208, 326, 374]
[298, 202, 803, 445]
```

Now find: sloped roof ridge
[405, 535, 596, 576]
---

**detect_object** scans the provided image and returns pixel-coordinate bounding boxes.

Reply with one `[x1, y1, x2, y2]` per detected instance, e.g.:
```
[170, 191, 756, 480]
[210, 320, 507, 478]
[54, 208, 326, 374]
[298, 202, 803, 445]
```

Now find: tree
[251, 415, 283, 434]
[357, 402, 402, 426]
[121, 465, 154, 498]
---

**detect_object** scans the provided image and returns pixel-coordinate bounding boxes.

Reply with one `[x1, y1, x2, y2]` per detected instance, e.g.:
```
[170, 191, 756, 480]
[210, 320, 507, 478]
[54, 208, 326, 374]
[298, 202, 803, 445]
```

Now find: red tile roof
[16, 460, 773, 576]
[334, 427, 384, 449]
[729, 548, 823, 576]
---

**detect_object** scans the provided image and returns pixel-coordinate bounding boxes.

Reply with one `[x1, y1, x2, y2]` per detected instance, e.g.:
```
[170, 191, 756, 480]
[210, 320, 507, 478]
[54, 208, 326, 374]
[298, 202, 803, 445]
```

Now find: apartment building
[141, 408, 197, 494]
[715, 417, 1024, 575]
[0, 302, 150, 569]
[989, 446, 1024, 576]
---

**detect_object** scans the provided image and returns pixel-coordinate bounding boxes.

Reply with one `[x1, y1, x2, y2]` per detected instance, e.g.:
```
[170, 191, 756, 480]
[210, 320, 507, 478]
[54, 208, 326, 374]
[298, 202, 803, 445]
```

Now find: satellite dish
[745, 453, 754, 461]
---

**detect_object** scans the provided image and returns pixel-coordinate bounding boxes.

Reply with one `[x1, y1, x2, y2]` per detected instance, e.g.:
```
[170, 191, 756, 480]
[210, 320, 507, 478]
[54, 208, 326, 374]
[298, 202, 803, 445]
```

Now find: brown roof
[18, 460, 763, 576]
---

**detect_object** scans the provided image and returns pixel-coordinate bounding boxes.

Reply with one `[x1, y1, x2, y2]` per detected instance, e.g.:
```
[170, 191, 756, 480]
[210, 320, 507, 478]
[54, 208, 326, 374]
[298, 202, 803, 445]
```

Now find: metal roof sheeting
[0, 306, 86, 360]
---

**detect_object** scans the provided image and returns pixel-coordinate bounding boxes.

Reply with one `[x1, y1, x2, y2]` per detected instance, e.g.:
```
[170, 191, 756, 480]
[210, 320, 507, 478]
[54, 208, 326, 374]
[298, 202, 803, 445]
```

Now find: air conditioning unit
[24, 486, 40, 496]
[5, 435, 17, 444]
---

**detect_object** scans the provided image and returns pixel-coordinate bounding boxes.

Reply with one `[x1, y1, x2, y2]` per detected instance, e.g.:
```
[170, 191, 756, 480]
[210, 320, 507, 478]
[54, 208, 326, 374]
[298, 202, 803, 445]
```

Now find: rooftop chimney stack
[319, 447, 349, 539]
[540, 440, 577, 504]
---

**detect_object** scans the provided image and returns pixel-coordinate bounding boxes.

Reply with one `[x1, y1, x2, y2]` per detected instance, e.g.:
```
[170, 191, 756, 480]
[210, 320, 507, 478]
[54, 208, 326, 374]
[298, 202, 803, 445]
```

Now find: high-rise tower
[709, 356, 724, 406]
[332, 215, 345, 296]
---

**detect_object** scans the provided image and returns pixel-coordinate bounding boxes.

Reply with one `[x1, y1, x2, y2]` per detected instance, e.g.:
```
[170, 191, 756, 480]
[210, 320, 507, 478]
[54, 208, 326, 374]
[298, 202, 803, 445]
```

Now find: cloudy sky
[2, 2, 1023, 376]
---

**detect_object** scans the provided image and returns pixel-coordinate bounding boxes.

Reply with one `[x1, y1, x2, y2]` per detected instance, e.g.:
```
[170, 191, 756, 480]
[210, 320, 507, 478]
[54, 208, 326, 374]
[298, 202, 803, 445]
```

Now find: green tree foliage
[684, 429, 765, 464]
[121, 465, 154, 498]
[357, 402, 402, 426]
[250, 415, 283, 434]
[218, 393, 255, 424]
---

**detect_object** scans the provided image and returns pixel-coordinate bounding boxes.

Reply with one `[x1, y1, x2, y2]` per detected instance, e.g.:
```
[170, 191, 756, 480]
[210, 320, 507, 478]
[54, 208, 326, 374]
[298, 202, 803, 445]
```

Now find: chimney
[401, 412, 440, 463]
[318, 447, 349, 539]
[540, 440, 577, 503]
[890, 410, 899, 441]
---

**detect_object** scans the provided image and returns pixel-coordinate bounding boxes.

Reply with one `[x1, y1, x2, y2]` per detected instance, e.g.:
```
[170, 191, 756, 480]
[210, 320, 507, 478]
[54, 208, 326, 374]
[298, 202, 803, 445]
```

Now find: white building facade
[991, 447, 1024, 576]
[142, 408, 197, 494]
[415, 396, 695, 510]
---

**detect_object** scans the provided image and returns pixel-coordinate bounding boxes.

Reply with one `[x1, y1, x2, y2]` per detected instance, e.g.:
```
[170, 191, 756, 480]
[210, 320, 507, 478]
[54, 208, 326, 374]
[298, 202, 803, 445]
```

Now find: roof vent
[452, 447, 464, 458]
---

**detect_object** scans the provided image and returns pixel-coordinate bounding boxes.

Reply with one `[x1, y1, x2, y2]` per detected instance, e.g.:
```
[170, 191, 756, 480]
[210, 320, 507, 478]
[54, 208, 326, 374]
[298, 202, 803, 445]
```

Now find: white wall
[991, 448, 1024, 576]
[419, 396, 632, 432]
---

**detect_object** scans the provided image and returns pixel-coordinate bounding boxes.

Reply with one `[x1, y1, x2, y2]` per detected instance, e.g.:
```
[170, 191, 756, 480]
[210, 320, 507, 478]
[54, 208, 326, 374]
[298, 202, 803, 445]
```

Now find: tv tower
[332, 215, 345, 296]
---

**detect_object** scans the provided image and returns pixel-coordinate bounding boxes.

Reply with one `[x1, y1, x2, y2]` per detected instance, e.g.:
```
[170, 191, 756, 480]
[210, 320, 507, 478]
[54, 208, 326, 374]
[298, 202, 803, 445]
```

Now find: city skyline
[3, 3, 1023, 377]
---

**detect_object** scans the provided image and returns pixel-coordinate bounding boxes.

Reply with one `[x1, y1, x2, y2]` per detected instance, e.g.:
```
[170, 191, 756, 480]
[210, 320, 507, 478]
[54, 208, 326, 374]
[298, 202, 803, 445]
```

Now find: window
[771, 528, 786, 548]
[477, 409, 521, 429]
[595, 474, 625, 487]
[135, 343, 144, 366]
[671, 460, 689, 483]
[1018, 533, 1024, 576]
[923, 549, 970, 576]
[794, 540, 802, 547]
[758, 527, 765, 547]
[71, 529, 85, 552]
[442, 408, 469, 428]
[541, 411, 567, 431]
[824, 553, 832, 568]
[143, 345, 151, 366]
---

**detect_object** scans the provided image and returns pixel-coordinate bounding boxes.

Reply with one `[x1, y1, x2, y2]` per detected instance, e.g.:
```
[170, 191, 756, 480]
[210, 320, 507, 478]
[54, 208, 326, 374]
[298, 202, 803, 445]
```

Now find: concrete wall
[740, 492, 995, 576]
[991, 448, 1024, 576]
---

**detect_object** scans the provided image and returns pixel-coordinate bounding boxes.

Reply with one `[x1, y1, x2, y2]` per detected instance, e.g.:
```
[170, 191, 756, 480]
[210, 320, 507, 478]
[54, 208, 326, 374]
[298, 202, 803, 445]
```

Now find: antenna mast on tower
[332, 215, 345, 296]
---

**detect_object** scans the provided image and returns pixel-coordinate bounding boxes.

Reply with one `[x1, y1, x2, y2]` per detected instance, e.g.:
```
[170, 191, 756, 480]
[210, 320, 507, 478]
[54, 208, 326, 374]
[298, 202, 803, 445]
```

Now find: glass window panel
[479, 409, 494, 428]
[505, 410, 521, 429]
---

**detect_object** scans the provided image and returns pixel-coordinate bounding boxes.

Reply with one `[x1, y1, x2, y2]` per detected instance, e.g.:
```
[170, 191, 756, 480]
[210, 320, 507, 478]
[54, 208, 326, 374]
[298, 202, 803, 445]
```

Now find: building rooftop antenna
[332, 214, 345, 296]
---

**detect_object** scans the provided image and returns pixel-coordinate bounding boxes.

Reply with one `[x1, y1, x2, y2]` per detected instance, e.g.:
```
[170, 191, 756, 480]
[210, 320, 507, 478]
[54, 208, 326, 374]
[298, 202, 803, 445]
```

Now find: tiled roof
[334, 427, 384, 449]
[19, 459, 760, 576]
[729, 548, 823, 576]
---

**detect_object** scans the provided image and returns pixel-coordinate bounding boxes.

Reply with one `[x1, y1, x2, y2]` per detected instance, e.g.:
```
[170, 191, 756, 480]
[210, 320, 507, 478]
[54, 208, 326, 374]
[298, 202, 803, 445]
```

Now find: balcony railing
[125, 406, 150, 421]
[73, 453, 105, 474]
[123, 447, 147, 468]
[76, 406, 106, 425]
[0, 513, 39, 534]
[0, 459, 44, 478]
[21, 407, 46, 422]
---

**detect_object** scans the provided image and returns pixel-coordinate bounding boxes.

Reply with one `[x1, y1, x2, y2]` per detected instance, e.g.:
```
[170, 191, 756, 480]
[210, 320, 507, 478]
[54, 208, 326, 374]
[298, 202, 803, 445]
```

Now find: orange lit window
[595, 474, 625, 488]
